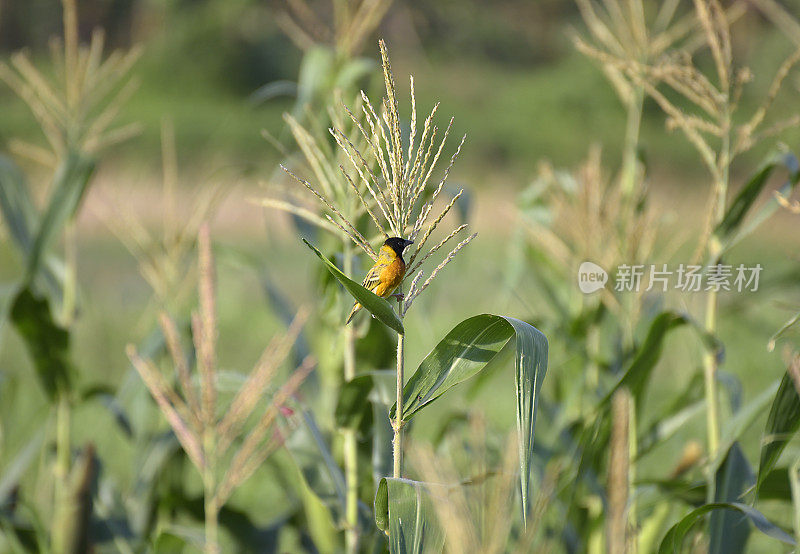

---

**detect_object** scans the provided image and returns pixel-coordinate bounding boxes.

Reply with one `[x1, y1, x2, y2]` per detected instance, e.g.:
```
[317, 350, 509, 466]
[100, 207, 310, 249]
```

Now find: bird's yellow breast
[374, 246, 406, 297]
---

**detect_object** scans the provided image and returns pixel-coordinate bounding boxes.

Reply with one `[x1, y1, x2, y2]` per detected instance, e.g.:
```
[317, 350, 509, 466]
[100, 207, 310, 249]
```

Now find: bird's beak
[404, 239, 414, 248]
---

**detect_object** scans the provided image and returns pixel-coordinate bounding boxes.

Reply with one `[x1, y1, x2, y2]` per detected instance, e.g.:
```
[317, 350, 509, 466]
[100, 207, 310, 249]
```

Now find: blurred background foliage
[1, 0, 800, 552]
[2, 0, 799, 175]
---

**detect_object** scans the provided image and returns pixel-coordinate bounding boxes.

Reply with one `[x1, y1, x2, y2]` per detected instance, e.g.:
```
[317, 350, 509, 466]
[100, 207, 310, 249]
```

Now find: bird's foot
[390, 293, 405, 301]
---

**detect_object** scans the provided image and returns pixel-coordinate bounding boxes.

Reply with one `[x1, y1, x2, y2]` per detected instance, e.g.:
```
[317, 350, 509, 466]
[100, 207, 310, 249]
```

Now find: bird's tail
[345, 302, 361, 324]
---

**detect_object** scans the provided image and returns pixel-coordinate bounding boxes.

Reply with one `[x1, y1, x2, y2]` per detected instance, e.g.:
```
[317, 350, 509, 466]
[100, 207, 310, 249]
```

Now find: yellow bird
[346, 237, 414, 324]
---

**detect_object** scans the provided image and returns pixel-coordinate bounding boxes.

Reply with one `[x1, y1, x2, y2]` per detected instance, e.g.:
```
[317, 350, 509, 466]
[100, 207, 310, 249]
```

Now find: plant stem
[790, 458, 800, 545]
[62, 0, 79, 112]
[52, 393, 71, 553]
[620, 86, 644, 200]
[702, 284, 720, 460]
[342, 241, 359, 554]
[202, 430, 219, 554]
[393, 330, 405, 479]
[627, 392, 638, 551]
[62, 222, 78, 325]
[343, 429, 358, 552]
[704, 104, 731, 471]
[55, 395, 71, 481]
[607, 390, 630, 554]
[585, 316, 600, 418]
[204, 490, 219, 554]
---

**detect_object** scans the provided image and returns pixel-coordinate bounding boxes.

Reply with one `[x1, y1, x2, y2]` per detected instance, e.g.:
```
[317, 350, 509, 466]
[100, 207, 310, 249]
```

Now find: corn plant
[256, 0, 392, 145]
[127, 224, 314, 553]
[499, 0, 800, 551]
[258, 8, 392, 546]
[577, 0, 800, 460]
[0, 1, 138, 550]
[269, 40, 549, 552]
[101, 121, 225, 317]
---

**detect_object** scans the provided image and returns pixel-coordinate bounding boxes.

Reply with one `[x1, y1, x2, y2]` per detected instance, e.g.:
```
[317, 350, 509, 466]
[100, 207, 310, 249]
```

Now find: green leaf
[709, 443, 754, 554]
[153, 524, 206, 550]
[716, 378, 781, 470]
[604, 311, 721, 409]
[0, 154, 37, 252]
[638, 400, 705, 459]
[285, 410, 347, 525]
[128, 432, 180, 534]
[715, 150, 800, 251]
[394, 315, 511, 419]
[616, 312, 689, 401]
[756, 371, 800, 493]
[374, 478, 445, 553]
[81, 385, 134, 437]
[768, 310, 800, 351]
[9, 287, 74, 400]
[248, 80, 298, 105]
[216, 244, 312, 368]
[756, 467, 793, 502]
[371, 370, 395, 486]
[334, 57, 375, 93]
[0, 155, 65, 305]
[658, 502, 795, 553]
[357, 320, 396, 369]
[295, 46, 335, 110]
[391, 313, 548, 525]
[303, 239, 404, 334]
[25, 152, 94, 280]
[0, 428, 45, 506]
[335, 374, 374, 430]
[375, 478, 389, 533]
[0, 516, 35, 554]
[640, 478, 706, 507]
[52, 444, 96, 554]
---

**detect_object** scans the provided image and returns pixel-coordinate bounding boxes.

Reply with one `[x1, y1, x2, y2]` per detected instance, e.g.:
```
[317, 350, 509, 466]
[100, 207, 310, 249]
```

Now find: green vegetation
[1, 0, 800, 553]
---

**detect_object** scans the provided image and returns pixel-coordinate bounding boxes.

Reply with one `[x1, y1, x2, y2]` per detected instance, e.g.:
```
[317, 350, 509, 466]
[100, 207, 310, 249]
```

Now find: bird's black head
[384, 237, 414, 257]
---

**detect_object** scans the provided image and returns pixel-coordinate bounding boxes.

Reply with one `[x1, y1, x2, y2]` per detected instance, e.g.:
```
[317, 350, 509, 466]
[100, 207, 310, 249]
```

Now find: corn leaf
[294, 46, 335, 113]
[756, 467, 793, 502]
[81, 385, 134, 438]
[52, 445, 96, 554]
[0, 155, 65, 305]
[390, 314, 548, 526]
[153, 525, 206, 551]
[638, 399, 705, 459]
[303, 239, 404, 334]
[0, 428, 45, 506]
[756, 371, 800, 493]
[371, 370, 396, 486]
[603, 311, 721, 410]
[709, 442, 754, 554]
[335, 374, 374, 430]
[715, 149, 800, 252]
[0, 155, 37, 252]
[769, 311, 800, 351]
[25, 152, 95, 281]
[374, 478, 445, 553]
[9, 287, 75, 400]
[285, 410, 347, 526]
[658, 502, 795, 553]
[716, 378, 781, 471]
[640, 478, 706, 507]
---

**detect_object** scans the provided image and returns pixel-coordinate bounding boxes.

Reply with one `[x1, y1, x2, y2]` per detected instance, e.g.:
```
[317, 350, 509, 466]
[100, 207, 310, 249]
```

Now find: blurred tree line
[0, 0, 583, 92]
[3, 0, 799, 85]
[2, 0, 798, 173]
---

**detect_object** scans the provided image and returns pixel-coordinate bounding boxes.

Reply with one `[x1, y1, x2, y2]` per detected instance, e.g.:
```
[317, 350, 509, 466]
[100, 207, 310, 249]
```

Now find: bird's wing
[361, 261, 385, 291]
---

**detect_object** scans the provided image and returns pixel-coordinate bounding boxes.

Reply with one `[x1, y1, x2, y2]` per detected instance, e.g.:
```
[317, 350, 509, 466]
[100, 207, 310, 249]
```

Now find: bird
[346, 237, 414, 324]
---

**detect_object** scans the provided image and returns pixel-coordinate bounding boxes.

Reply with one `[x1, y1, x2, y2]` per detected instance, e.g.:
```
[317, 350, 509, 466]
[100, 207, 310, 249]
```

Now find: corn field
[1, 0, 800, 553]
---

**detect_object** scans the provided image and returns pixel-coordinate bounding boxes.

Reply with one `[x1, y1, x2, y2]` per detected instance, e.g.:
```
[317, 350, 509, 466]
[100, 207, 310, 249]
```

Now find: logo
[578, 261, 608, 294]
